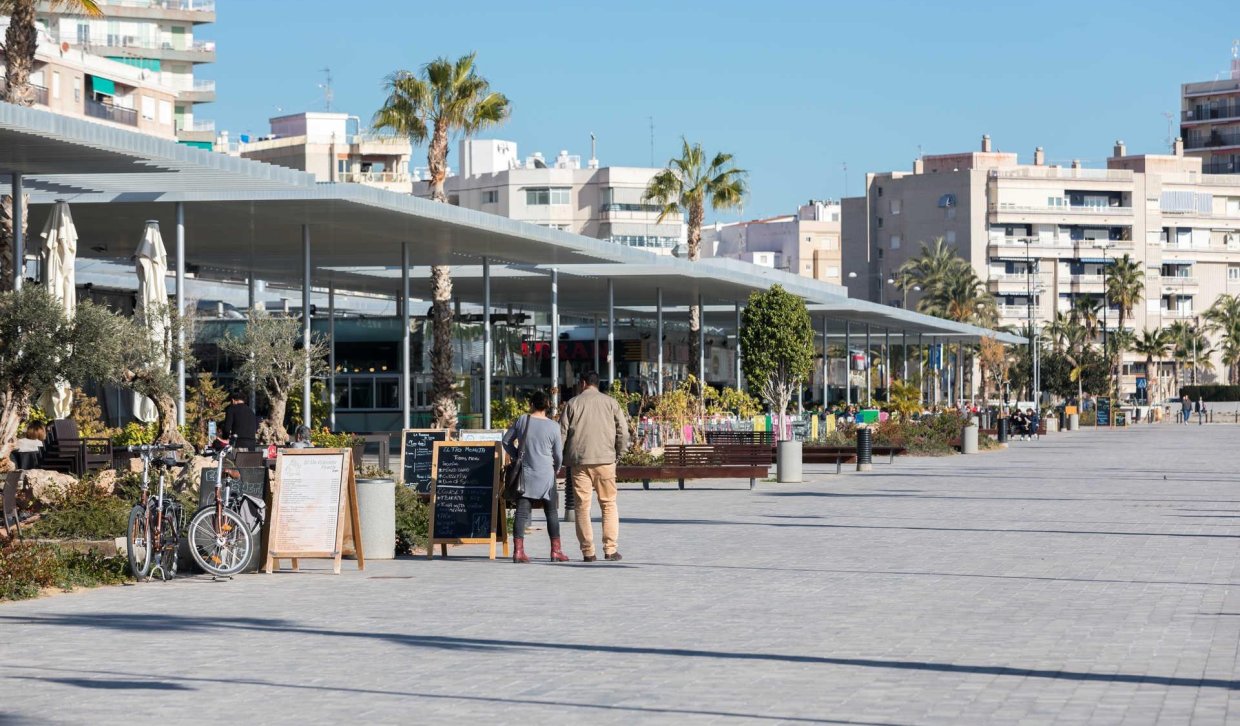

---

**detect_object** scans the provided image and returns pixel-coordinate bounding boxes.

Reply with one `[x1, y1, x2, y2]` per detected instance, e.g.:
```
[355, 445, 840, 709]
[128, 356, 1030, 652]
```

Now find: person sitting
[289, 425, 313, 449]
[12, 422, 46, 470]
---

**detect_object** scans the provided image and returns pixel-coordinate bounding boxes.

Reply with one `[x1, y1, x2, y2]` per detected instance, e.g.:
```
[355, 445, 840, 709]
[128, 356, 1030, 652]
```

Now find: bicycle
[125, 444, 185, 581]
[186, 443, 257, 578]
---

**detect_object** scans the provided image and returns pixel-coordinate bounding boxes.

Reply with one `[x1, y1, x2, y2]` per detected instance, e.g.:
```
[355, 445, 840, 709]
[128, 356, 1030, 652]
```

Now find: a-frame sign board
[264, 448, 364, 574]
[427, 441, 502, 560]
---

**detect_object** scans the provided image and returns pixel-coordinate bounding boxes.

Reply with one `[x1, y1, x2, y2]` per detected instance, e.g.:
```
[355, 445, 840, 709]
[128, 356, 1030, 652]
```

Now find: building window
[1229, 265, 1240, 282]
[525, 187, 570, 205]
[482, 190, 499, 204]
[141, 95, 154, 120]
[890, 199, 901, 215]
[51, 71, 60, 99]
[890, 235, 901, 250]
[946, 231, 957, 244]
[73, 76, 81, 103]
[158, 100, 171, 125]
[876, 217, 883, 228]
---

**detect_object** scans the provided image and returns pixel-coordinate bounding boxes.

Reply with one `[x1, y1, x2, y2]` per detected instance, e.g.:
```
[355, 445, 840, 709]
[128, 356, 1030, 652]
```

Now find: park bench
[803, 444, 907, 465]
[618, 444, 770, 490]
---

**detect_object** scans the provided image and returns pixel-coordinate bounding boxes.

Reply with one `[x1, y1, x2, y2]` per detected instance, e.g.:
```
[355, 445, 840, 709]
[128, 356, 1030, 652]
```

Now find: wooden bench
[618, 444, 770, 490]
[804, 445, 907, 465]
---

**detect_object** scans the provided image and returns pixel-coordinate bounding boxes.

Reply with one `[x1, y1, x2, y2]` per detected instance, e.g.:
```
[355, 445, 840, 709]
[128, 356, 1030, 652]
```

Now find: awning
[90, 76, 115, 96]
[1162, 259, 1195, 265]
[1078, 257, 1109, 263]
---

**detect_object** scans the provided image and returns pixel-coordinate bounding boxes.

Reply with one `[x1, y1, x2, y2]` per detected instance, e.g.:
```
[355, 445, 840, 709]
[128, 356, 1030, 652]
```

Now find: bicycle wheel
[187, 506, 252, 577]
[157, 504, 180, 581]
[126, 504, 152, 579]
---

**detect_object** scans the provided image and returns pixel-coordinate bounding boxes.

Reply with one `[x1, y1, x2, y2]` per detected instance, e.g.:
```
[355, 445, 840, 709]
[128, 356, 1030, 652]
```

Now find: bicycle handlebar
[126, 443, 184, 454]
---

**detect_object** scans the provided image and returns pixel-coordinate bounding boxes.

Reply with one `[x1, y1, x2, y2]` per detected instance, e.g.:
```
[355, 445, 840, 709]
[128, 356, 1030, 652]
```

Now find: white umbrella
[39, 200, 77, 419]
[133, 220, 170, 423]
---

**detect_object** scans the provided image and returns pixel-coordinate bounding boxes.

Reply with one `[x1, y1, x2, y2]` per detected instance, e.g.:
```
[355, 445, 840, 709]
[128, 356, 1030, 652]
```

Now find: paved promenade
[3, 424, 1240, 724]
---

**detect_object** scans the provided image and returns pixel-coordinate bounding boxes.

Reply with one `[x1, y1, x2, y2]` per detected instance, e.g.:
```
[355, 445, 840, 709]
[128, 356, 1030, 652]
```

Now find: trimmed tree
[219, 310, 328, 445]
[0, 287, 130, 467]
[119, 303, 194, 447]
[739, 285, 813, 441]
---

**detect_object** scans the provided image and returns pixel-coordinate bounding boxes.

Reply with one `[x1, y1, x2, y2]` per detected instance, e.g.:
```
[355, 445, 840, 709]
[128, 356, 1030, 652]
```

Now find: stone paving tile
[2, 424, 1240, 724]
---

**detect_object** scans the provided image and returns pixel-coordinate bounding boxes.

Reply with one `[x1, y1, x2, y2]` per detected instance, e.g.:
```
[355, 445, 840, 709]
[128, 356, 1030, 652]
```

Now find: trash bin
[961, 419, 979, 454]
[1068, 413, 1079, 431]
[776, 440, 802, 484]
[355, 478, 396, 560]
[996, 417, 1008, 443]
[856, 427, 873, 472]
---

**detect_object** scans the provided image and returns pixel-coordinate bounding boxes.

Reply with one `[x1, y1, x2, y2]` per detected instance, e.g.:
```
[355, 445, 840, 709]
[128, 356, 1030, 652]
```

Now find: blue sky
[208, 0, 1240, 219]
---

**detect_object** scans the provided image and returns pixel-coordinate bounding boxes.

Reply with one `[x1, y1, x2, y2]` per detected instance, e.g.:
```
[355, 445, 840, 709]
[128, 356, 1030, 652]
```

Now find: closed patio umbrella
[133, 220, 170, 423]
[38, 200, 77, 419]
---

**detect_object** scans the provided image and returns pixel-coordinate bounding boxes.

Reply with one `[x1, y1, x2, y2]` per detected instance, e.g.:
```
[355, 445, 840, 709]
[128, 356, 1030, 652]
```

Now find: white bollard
[355, 478, 396, 559]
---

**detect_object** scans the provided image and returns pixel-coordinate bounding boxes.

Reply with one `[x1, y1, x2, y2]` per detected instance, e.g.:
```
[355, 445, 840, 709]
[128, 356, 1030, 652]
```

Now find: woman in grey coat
[502, 391, 568, 563]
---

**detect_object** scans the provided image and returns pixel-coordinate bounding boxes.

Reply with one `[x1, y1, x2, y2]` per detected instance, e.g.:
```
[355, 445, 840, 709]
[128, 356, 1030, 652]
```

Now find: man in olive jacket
[560, 372, 631, 562]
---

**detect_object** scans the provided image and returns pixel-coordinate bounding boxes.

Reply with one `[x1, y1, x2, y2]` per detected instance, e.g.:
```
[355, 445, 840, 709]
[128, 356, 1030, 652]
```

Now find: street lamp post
[1094, 241, 1113, 420]
[848, 270, 896, 306]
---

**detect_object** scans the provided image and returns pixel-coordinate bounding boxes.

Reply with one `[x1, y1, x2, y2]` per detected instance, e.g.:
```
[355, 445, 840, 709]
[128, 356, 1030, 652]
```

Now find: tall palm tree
[1104, 254, 1143, 396]
[2, 1, 102, 105]
[897, 237, 968, 298]
[1204, 294, 1240, 384]
[374, 53, 510, 428]
[919, 264, 996, 403]
[643, 139, 746, 386]
[1132, 328, 1170, 403]
[1167, 320, 1193, 395]
[1071, 296, 1101, 341]
[1044, 311, 1077, 355]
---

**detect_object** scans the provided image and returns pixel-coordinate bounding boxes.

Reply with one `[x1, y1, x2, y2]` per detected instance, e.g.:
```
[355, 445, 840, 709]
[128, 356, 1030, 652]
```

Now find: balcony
[1185, 129, 1240, 151]
[989, 167, 1132, 182]
[0, 79, 48, 106]
[340, 171, 412, 185]
[1182, 103, 1240, 125]
[1160, 276, 1198, 289]
[85, 98, 138, 127]
[1161, 308, 1197, 319]
[1202, 160, 1239, 175]
[990, 202, 1133, 216]
[175, 78, 216, 102]
[988, 272, 1050, 293]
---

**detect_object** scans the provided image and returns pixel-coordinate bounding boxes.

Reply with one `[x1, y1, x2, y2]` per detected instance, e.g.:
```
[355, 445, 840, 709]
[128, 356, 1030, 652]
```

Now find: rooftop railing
[990, 202, 1133, 215]
[989, 167, 1132, 181]
[85, 98, 138, 127]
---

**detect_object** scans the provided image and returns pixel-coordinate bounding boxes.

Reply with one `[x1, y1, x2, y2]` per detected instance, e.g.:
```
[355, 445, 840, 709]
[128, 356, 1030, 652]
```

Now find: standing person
[560, 372, 630, 562]
[219, 390, 259, 450]
[1027, 407, 1040, 441]
[1198, 396, 1207, 426]
[1181, 396, 1192, 425]
[502, 391, 568, 564]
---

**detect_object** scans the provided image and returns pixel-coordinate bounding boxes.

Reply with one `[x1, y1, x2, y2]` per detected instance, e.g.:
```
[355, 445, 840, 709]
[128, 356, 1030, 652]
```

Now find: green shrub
[27, 476, 131, 540]
[1180, 385, 1240, 402]
[394, 484, 429, 556]
[356, 465, 395, 479]
[619, 449, 663, 467]
[1079, 409, 1097, 426]
[0, 541, 60, 600]
[310, 427, 362, 448]
[55, 549, 129, 590]
[491, 396, 528, 430]
[112, 421, 157, 448]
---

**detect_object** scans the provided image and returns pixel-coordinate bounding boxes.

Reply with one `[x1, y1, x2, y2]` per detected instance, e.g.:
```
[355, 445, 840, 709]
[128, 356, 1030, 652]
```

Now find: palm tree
[643, 139, 746, 386]
[1044, 311, 1077, 355]
[1167, 320, 1193, 395]
[896, 237, 968, 299]
[374, 53, 510, 428]
[1104, 254, 1143, 396]
[2, 1, 102, 105]
[919, 264, 996, 403]
[1204, 294, 1240, 384]
[1071, 296, 1101, 341]
[1132, 328, 1170, 404]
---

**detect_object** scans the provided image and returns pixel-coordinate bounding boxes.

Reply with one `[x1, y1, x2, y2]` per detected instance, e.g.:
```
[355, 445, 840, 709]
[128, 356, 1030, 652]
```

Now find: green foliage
[287, 380, 332, 431]
[54, 549, 129, 590]
[886, 380, 923, 420]
[310, 427, 361, 448]
[822, 410, 972, 456]
[642, 138, 747, 241]
[1180, 385, 1240, 402]
[394, 484, 430, 555]
[741, 285, 814, 417]
[69, 387, 111, 439]
[111, 421, 157, 448]
[185, 373, 229, 449]
[356, 465, 395, 479]
[713, 386, 762, 418]
[619, 449, 663, 466]
[1040, 349, 1108, 399]
[23, 406, 51, 426]
[27, 476, 131, 540]
[491, 395, 528, 430]
[0, 541, 128, 602]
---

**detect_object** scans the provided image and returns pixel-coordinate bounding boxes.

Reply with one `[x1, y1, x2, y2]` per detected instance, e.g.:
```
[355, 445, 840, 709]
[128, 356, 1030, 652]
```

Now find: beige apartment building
[701, 200, 843, 284]
[419, 139, 685, 253]
[233, 112, 413, 194]
[1181, 49, 1240, 175]
[0, 31, 180, 139]
[842, 135, 1240, 400]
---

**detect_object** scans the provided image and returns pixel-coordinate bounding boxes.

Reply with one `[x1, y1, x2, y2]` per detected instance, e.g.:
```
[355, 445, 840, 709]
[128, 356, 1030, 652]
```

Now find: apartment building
[31, 0, 216, 146]
[842, 135, 1240, 398]
[701, 200, 843, 284]
[0, 27, 180, 138]
[420, 139, 686, 254]
[1181, 47, 1240, 175]
[233, 112, 413, 193]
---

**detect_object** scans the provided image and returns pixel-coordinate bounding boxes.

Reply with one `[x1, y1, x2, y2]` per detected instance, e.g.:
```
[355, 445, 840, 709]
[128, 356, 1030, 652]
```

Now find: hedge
[1179, 385, 1240, 402]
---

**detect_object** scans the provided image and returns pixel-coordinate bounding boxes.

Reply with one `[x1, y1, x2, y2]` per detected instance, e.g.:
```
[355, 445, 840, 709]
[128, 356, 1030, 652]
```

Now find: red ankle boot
[550, 538, 569, 562]
[513, 538, 529, 563]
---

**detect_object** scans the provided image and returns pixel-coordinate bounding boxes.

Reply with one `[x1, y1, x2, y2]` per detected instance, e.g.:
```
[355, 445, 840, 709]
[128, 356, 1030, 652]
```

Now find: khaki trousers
[571, 463, 618, 557]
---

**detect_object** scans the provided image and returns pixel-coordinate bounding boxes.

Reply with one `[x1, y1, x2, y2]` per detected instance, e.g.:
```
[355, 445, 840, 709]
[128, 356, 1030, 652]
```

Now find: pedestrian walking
[1198, 396, 1206, 426]
[560, 372, 630, 562]
[1181, 397, 1192, 425]
[502, 391, 569, 564]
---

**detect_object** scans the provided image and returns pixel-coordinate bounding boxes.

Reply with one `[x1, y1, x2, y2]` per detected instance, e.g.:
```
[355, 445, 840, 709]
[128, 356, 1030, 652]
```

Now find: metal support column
[247, 271, 257, 410]
[328, 284, 336, 431]
[401, 242, 411, 430]
[301, 225, 312, 429]
[483, 257, 492, 429]
[821, 317, 829, 406]
[10, 173, 22, 291]
[656, 288, 664, 395]
[735, 301, 743, 391]
[698, 294, 705, 390]
[902, 330, 908, 381]
[593, 316, 600, 375]
[918, 333, 925, 403]
[865, 324, 872, 403]
[607, 278, 615, 388]
[844, 321, 852, 406]
[884, 328, 891, 402]
[551, 268, 560, 411]
[175, 202, 186, 426]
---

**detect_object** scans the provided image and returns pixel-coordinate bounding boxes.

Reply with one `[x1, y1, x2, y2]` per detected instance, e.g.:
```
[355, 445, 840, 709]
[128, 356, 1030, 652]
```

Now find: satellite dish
[60, 41, 69, 54]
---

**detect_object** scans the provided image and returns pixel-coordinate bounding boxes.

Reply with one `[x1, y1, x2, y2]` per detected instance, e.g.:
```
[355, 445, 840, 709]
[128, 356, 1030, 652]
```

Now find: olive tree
[0, 287, 129, 466]
[119, 303, 195, 447]
[739, 285, 814, 441]
[219, 310, 328, 445]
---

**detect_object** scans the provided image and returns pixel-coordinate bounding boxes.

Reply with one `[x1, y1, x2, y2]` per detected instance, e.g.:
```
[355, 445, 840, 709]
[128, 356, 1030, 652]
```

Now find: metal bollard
[561, 467, 576, 522]
[856, 427, 873, 472]
[997, 417, 1008, 443]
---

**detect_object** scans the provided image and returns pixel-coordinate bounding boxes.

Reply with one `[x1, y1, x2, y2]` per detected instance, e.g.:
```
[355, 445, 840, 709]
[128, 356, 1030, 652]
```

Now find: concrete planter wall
[776, 441, 802, 484]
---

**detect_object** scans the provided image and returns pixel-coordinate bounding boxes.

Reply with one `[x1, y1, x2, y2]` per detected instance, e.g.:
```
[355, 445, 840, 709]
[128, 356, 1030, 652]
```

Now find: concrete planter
[776, 441, 802, 484]
[961, 422, 979, 454]
[355, 478, 396, 559]
[1068, 413, 1079, 431]
[1044, 417, 1058, 433]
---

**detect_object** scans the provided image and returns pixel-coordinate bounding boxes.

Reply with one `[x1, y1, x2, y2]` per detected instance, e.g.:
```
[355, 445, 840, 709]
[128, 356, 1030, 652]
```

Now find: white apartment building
[419, 139, 686, 254]
[702, 200, 843, 284]
[30, 0, 215, 147]
[1180, 47, 1240, 175]
[0, 23, 180, 139]
[842, 135, 1240, 399]
[232, 112, 413, 194]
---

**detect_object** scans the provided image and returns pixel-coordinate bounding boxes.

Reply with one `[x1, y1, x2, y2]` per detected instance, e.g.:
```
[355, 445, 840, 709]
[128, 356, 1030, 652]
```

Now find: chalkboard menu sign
[401, 428, 449, 494]
[458, 429, 505, 442]
[1096, 397, 1111, 427]
[427, 442, 501, 559]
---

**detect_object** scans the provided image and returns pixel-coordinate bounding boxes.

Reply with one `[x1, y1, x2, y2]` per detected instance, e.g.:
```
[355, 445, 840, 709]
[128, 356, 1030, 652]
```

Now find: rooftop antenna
[319, 67, 333, 111]
[589, 132, 598, 168]
[842, 162, 848, 198]
[1162, 111, 1175, 151]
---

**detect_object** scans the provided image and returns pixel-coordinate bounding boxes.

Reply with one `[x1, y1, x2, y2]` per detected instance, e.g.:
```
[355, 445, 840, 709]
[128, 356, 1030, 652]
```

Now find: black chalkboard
[1096, 397, 1111, 427]
[402, 429, 448, 494]
[429, 443, 500, 546]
